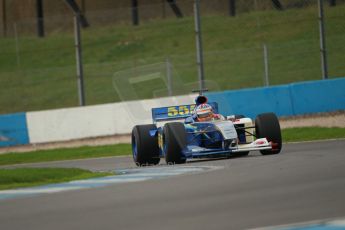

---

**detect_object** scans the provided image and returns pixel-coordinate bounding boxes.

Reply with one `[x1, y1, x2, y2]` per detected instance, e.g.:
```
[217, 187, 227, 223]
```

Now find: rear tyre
[163, 122, 187, 164]
[132, 124, 160, 166]
[255, 113, 282, 155]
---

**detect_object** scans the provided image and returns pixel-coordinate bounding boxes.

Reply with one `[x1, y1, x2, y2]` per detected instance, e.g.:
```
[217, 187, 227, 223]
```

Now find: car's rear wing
[151, 102, 218, 123]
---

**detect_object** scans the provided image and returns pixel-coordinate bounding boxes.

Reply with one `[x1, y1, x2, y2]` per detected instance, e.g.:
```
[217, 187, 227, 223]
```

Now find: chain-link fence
[0, 0, 344, 114]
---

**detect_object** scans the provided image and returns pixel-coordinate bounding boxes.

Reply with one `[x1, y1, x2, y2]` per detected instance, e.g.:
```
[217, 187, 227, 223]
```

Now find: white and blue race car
[131, 95, 282, 166]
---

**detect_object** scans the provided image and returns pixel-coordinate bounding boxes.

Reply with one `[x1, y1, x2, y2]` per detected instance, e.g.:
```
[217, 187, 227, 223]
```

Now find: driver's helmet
[195, 103, 213, 121]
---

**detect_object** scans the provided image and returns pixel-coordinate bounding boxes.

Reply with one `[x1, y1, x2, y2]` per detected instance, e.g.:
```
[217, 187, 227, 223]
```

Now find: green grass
[0, 144, 131, 166]
[0, 168, 113, 190]
[282, 127, 345, 143]
[0, 4, 344, 114]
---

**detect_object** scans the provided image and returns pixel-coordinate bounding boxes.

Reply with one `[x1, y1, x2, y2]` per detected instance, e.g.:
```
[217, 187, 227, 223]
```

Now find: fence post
[13, 23, 20, 68]
[318, 0, 328, 80]
[36, 0, 44, 37]
[166, 57, 173, 96]
[74, 14, 86, 106]
[131, 0, 139, 25]
[263, 44, 270, 86]
[2, 0, 7, 37]
[229, 0, 236, 17]
[194, 0, 205, 91]
[167, 0, 183, 18]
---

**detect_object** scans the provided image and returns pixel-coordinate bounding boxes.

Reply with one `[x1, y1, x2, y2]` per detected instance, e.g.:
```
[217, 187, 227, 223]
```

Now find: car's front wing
[183, 138, 272, 158]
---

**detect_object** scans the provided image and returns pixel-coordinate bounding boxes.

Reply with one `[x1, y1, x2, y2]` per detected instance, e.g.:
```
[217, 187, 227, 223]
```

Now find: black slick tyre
[132, 124, 160, 166]
[255, 113, 282, 155]
[163, 122, 187, 164]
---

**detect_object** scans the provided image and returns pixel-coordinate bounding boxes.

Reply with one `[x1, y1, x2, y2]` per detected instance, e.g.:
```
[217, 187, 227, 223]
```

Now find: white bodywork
[214, 121, 238, 140]
[229, 117, 271, 152]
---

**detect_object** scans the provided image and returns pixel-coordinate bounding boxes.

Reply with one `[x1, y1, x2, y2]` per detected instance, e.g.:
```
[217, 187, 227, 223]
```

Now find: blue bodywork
[151, 102, 241, 159]
[183, 122, 229, 158]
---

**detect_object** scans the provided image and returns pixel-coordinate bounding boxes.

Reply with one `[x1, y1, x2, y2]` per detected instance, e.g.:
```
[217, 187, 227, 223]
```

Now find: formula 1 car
[131, 94, 282, 166]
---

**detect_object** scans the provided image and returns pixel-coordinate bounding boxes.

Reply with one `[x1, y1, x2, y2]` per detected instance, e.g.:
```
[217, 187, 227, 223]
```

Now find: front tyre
[163, 122, 187, 164]
[132, 124, 160, 166]
[255, 113, 282, 155]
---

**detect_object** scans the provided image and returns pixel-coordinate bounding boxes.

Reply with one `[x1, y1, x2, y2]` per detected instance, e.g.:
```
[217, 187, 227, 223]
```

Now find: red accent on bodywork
[213, 114, 221, 119]
[256, 140, 265, 145]
[270, 142, 279, 150]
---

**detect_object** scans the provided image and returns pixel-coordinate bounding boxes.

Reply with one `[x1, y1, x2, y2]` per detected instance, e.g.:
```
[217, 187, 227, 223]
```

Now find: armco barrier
[206, 85, 295, 118]
[206, 77, 345, 119]
[0, 113, 30, 147]
[290, 78, 345, 114]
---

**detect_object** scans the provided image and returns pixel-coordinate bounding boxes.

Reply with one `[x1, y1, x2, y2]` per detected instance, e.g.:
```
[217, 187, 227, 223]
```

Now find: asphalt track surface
[1, 139, 345, 230]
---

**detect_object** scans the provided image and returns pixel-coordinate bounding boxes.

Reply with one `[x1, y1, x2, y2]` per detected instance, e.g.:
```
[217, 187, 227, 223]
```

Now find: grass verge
[0, 144, 131, 166]
[0, 168, 113, 190]
[282, 127, 345, 142]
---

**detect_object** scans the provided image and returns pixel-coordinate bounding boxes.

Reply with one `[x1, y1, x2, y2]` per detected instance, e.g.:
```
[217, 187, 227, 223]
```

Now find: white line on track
[251, 217, 345, 230]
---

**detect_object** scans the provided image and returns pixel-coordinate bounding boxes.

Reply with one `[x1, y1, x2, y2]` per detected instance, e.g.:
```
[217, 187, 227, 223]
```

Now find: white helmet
[195, 104, 213, 120]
